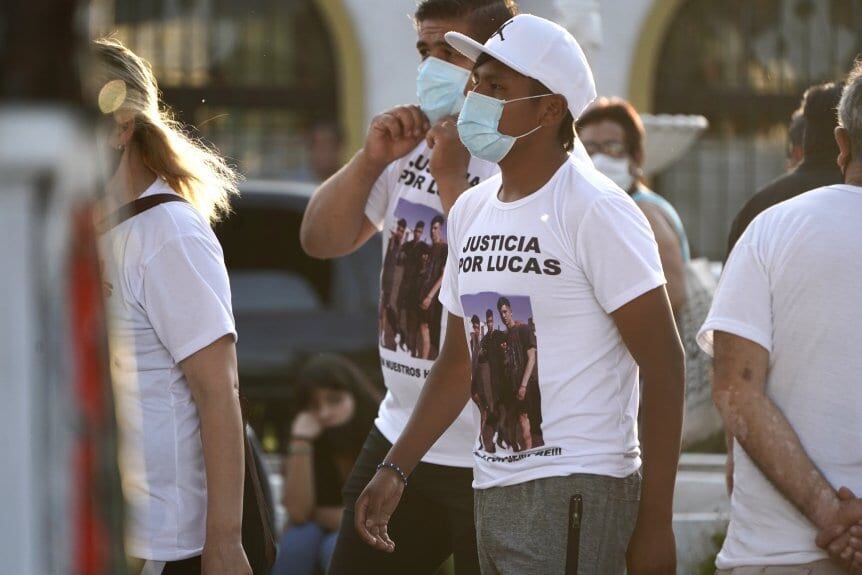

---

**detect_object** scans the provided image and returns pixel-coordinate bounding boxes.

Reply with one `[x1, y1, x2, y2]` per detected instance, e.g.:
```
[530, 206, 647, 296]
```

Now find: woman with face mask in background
[274, 355, 381, 575]
[577, 98, 690, 316]
[93, 38, 250, 575]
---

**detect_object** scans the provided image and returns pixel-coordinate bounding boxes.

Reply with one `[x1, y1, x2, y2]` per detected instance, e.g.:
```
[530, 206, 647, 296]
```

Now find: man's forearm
[716, 388, 839, 528]
[436, 176, 470, 215]
[198, 391, 246, 539]
[300, 149, 386, 258]
[385, 358, 472, 475]
[639, 366, 685, 522]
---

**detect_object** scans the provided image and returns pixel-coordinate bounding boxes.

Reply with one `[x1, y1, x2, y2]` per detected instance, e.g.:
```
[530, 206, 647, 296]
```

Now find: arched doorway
[651, 0, 862, 259]
[107, 0, 344, 179]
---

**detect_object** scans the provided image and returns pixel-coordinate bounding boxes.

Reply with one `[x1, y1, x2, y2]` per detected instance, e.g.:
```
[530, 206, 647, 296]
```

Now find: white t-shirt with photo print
[439, 157, 666, 489]
[365, 140, 498, 467]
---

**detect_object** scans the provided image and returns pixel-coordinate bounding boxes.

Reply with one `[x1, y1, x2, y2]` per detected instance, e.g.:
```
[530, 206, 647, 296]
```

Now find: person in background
[699, 61, 862, 574]
[727, 82, 844, 254]
[307, 122, 344, 183]
[274, 354, 381, 575]
[300, 2, 518, 572]
[786, 108, 806, 172]
[576, 97, 690, 316]
[720, 82, 846, 494]
[94, 38, 250, 575]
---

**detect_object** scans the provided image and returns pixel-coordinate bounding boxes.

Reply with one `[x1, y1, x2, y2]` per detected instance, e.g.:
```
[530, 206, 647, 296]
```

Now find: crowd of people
[93, 0, 862, 574]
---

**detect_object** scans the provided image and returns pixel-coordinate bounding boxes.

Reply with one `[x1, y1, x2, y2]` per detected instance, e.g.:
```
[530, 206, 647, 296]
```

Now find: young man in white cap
[301, 2, 518, 573]
[354, 14, 685, 574]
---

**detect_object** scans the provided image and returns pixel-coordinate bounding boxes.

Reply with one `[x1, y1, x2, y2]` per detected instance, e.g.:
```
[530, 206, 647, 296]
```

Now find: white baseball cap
[445, 14, 597, 121]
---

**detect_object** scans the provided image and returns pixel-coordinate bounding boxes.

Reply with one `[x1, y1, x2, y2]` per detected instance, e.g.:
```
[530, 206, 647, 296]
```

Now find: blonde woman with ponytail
[94, 37, 251, 575]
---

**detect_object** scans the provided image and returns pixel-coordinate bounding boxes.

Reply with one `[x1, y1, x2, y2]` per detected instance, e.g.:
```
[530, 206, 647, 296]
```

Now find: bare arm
[354, 314, 472, 551]
[300, 153, 384, 259]
[180, 335, 251, 574]
[380, 313, 472, 473]
[421, 270, 445, 308]
[638, 202, 687, 314]
[426, 117, 472, 215]
[612, 287, 685, 573]
[282, 439, 316, 524]
[712, 331, 843, 529]
[300, 106, 429, 259]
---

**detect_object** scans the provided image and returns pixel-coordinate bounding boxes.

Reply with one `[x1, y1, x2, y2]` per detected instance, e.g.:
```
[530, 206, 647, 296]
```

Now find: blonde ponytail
[94, 37, 239, 224]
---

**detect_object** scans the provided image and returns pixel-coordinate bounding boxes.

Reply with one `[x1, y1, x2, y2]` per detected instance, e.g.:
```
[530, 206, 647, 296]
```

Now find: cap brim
[444, 31, 534, 81]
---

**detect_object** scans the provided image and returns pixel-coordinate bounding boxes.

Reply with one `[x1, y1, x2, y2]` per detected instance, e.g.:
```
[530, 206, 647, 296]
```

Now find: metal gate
[654, 0, 862, 260]
[99, 0, 339, 179]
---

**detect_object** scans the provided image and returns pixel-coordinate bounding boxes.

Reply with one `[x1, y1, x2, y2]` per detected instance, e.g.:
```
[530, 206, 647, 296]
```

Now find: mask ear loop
[501, 93, 553, 139]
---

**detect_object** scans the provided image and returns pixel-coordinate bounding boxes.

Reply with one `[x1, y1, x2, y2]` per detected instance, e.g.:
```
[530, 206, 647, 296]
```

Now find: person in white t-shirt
[300, 2, 518, 573]
[355, 15, 685, 574]
[698, 60, 862, 575]
[93, 39, 251, 575]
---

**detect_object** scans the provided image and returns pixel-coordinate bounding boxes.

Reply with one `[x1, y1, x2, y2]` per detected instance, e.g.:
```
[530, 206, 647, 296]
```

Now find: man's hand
[427, 116, 471, 212]
[815, 486, 862, 572]
[291, 412, 322, 440]
[626, 521, 676, 575]
[421, 295, 433, 311]
[354, 468, 405, 553]
[365, 105, 430, 167]
[517, 385, 527, 401]
[202, 536, 252, 575]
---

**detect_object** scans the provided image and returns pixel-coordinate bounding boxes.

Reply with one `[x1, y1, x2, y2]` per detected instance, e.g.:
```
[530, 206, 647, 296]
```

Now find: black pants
[327, 426, 479, 575]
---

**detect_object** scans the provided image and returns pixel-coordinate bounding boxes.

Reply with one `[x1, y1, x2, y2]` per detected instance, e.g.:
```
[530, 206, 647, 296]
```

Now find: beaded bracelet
[376, 461, 409, 486]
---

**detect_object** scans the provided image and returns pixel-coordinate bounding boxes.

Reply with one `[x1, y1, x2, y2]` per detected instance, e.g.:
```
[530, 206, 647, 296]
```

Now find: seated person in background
[576, 97, 690, 316]
[273, 355, 381, 575]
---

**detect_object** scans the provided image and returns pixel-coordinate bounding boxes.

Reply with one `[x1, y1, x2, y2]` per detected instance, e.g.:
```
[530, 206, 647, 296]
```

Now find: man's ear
[835, 126, 851, 169]
[540, 94, 568, 128]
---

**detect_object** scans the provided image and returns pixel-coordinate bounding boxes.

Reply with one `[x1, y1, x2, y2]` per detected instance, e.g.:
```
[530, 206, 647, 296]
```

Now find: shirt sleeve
[576, 194, 667, 313]
[364, 163, 394, 231]
[438, 209, 464, 318]
[141, 233, 236, 363]
[697, 237, 773, 357]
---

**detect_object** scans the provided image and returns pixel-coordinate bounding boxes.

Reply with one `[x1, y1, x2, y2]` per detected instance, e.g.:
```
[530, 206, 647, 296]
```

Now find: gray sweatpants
[474, 472, 641, 575]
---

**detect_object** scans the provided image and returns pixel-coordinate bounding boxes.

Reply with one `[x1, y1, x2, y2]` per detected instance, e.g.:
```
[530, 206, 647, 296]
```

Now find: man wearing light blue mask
[355, 14, 684, 575]
[301, 2, 518, 575]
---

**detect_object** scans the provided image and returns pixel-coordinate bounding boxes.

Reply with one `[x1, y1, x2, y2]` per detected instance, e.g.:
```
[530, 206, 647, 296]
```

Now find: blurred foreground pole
[0, 1, 126, 574]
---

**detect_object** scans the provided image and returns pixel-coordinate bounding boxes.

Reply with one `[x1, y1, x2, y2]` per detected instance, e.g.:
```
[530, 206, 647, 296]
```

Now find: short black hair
[397, 218, 408, 227]
[415, 1, 519, 45]
[415, 220, 426, 228]
[431, 215, 445, 227]
[801, 81, 844, 161]
[496, 296, 511, 311]
[474, 52, 574, 152]
[471, 314, 481, 325]
[485, 308, 493, 318]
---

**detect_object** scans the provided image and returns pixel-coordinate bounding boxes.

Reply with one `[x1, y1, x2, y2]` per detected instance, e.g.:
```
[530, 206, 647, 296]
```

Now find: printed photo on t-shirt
[460, 292, 544, 454]
[379, 198, 448, 360]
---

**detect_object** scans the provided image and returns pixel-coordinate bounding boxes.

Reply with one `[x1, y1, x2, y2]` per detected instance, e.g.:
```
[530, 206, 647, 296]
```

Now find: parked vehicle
[217, 179, 383, 454]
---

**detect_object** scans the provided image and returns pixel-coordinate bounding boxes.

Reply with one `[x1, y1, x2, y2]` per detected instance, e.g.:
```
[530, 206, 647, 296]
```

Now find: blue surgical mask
[456, 91, 547, 163]
[417, 57, 471, 124]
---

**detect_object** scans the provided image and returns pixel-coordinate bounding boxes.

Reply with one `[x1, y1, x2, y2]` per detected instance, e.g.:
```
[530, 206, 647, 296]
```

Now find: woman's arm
[282, 413, 322, 524]
[180, 335, 251, 575]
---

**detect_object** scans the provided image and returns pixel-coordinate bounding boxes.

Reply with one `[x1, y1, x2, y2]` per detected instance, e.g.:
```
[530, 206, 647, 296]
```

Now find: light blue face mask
[417, 57, 471, 124]
[456, 91, 548, 164]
